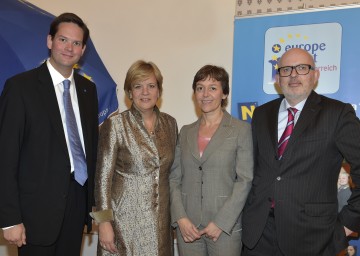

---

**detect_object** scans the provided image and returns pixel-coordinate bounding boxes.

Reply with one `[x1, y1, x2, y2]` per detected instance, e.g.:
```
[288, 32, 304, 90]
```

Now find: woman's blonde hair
[124, 60, 163, 99]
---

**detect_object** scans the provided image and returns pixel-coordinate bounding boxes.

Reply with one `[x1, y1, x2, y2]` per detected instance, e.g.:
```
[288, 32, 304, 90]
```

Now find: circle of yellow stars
[272, 33, 309, 70]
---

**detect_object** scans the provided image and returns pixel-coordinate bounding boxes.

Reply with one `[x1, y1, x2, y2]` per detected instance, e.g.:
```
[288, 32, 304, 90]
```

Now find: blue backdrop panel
[0, 0, 118, 124]
[232, 6, 360, 123]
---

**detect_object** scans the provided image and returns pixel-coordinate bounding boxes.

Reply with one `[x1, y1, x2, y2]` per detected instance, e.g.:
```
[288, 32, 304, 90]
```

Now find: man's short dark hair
[49, 12, 89, 47]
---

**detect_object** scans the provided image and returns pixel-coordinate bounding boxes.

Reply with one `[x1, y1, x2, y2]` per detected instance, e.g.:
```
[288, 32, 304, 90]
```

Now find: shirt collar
[280, 97, 307, 112]
[46, 59, 74, 86]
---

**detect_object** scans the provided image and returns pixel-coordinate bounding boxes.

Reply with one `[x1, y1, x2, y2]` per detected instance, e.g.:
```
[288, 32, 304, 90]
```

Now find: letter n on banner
[237, 102, 257, 123]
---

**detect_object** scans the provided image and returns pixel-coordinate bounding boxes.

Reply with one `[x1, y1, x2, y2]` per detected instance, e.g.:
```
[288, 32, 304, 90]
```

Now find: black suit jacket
[0, 63, 98, 245]
[242, 91, 360, 256]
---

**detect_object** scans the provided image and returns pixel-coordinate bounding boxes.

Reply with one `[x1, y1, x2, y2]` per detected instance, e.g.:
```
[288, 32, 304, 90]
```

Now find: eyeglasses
[277, 64, 315, 77]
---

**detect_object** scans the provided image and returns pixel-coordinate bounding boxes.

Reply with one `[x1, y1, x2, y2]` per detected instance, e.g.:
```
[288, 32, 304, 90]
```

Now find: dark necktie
[278, 107, 298, 160]
[63, 79, 88, 185]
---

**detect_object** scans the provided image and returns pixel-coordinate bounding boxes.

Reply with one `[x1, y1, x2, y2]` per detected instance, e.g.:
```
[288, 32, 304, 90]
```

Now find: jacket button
[199, 166, 202, 170]
[276, 176, 281, 181]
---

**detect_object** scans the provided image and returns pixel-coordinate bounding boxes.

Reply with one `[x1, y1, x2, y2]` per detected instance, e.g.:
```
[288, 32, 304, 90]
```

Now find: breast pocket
[300, 132, 328, 142]
[221, 137, 237, 152]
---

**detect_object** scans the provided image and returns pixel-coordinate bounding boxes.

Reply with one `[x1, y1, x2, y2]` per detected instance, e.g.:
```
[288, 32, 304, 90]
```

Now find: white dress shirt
[47, 60, 86, 173]
[277, 98, 307, 142]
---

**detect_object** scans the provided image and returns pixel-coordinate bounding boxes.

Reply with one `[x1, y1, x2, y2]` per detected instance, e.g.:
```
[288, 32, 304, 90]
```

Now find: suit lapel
[267, 100, 282, 156]
[286, 91, 321, 149]
[74, 74, 94, 159]
[186, 120, 201, 161]
[74, 75, 88, 140]
[36, 63, 68, 155]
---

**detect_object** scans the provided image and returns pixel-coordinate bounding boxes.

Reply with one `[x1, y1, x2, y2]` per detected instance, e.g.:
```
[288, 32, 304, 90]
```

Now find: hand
[199, 222, 222, 242]
[3, 223, 26, 247]
[177, 217, 201, 243]
[98, 222, 118, 253]
[344, 226, 354, 236]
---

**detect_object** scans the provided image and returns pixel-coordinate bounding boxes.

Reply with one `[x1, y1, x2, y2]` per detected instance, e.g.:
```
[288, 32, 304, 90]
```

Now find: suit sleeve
[169, 128, 188, 227]
[337, 104, 360, 232]
[90, 83, 99, 207]
[90, 117, 118, 223]
[0, 80, 24, 227]
[213, 122, 254, 234]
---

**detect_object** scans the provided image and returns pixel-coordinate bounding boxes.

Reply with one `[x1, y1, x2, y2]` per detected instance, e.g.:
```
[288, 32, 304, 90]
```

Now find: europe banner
[0, 0, 118, 124]
[232, 5, 360, 123]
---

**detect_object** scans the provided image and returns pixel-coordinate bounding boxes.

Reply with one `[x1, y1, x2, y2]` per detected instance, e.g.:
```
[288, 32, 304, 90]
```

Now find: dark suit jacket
[242, 91, 360, 256]
[0, 63, 98, 245]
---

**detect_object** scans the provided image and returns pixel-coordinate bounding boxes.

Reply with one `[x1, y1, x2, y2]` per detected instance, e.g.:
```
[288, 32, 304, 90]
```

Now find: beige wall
[26, 0, 236, 128]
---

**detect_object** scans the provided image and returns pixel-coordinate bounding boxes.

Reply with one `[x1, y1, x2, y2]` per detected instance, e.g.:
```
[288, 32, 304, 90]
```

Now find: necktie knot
[288, 107, 298, 118]
[63, 79, 71, 90]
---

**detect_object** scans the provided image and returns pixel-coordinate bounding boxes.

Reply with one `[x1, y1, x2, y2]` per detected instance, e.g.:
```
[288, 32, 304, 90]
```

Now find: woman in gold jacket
[91, 60, 178, 256]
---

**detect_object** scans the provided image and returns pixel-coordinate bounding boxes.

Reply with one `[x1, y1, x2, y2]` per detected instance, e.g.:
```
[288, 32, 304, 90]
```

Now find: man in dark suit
[0, 13, 99, 256]
[242, 48, 360, 256]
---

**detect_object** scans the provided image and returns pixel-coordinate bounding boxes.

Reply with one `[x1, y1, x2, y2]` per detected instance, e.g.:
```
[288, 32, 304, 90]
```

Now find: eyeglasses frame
[277, 64, 315, 77]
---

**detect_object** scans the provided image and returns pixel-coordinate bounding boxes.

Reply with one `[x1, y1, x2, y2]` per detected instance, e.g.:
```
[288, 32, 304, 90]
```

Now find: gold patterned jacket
[91, 104, 177, 256]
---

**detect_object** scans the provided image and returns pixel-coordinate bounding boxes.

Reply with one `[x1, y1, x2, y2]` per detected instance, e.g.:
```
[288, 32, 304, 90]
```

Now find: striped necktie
[278, 107, 298, 160]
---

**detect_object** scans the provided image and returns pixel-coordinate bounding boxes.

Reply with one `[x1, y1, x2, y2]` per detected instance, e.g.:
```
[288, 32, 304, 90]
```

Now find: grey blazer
[170, 110, 253, 235]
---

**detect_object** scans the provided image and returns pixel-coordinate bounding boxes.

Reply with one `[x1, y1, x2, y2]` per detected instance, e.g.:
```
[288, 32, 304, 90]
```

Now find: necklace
[146, 113, 157, 136]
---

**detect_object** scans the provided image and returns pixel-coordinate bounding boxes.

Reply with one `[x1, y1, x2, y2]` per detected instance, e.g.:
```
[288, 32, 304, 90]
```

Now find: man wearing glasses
[242, 48, 360, 255]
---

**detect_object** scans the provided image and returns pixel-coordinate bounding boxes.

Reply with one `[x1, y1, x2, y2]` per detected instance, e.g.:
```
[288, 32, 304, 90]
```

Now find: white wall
[0, 0, 235, 255]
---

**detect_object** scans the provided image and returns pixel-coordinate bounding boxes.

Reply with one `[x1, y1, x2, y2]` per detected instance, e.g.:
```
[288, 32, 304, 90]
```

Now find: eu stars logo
[272, 44, 281, 53]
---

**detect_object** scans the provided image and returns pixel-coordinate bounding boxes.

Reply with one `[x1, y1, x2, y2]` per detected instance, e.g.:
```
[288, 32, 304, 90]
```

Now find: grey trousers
[176, 226, 242, 256]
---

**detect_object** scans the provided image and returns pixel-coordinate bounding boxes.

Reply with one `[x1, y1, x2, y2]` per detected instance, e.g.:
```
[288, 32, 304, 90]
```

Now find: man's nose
[65, 42, 73, 51]
[290, 67, 298, 77]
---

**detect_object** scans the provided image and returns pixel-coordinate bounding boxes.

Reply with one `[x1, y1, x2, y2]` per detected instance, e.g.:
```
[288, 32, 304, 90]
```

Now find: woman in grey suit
[170, 65, 253, 256]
